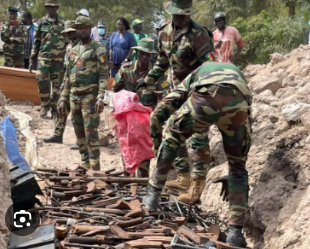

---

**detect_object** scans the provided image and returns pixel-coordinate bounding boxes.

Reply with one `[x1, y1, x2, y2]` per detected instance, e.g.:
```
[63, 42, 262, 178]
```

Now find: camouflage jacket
[0, 22, 26, 56]
[175, 62, 251, 104]
[114, 60, 158, 107]
[60, 39, 108, 102]
[64, 38, 80, 68]
[30, 15, 68, 62]
[145, 19, 215, 86]
[114, 60, 153, 92]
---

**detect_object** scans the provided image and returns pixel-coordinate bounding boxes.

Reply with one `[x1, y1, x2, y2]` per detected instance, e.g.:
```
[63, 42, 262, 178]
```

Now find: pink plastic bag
[112, 90, 139, 113]
[113, 90, 154, 174]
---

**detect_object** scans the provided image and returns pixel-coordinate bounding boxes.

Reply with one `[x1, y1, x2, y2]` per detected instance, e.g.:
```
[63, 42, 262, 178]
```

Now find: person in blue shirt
[109, 17, 136, 77]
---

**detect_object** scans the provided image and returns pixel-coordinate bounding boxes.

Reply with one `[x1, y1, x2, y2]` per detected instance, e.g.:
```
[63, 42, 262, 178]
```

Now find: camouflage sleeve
[158, 67, 200, 109]
[30, 21, 42, 61]
[177, 73, 193, 92]
[193, 29, 216, 63]
[96, 45, 109, 100]
[60, 69, 71, 103]
[113, 67, 126, 92]
[8, 25, 26, 44]
[177, 66, 200, 92]
[144, 34, 170, 86]
[0, 24, 10, 43]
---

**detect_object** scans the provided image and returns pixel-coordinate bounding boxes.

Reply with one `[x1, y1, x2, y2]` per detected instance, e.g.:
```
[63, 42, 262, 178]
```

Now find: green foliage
[28, 0, 165, 35]
[3, 0, 310, 67]
[232, 10, 308, 68]
[194, 0, 310, 67]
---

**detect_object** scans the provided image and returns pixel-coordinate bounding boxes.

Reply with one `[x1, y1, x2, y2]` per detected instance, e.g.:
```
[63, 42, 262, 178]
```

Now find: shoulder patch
[95, 43, 107, 57]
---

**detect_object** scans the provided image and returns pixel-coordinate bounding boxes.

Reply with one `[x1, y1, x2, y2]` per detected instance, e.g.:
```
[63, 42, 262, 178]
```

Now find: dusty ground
[6, 101, 124, 172]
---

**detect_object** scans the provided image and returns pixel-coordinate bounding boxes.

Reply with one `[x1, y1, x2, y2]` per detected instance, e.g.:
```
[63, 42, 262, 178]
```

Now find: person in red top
[213, 12, 245, 63]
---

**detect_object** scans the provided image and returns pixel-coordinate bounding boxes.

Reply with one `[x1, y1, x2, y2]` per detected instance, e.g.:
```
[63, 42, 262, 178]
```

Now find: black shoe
[142, 185, 162, 211]
[42, 135, 63, 144]
[40, 106, 49, 118]
[226, 226, 247, 248]
[70, 144, 79, 150]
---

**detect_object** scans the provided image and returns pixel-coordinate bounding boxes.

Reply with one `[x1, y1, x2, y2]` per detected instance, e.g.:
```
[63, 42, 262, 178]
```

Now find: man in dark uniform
[97, 21, 110, 62]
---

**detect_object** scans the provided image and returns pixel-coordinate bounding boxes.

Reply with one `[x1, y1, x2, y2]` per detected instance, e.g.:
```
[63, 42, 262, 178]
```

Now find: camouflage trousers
[54, 93, 70, 137]
[150, 86, 251, 226]
[4, 55, 24, 68]
[36, 59, 64, 114]
[70, 93, 101, 170]
[150, 92, 210, 177]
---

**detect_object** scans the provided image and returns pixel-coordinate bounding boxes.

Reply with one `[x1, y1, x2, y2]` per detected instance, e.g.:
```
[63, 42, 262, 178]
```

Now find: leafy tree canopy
[2, 0, 310, 66]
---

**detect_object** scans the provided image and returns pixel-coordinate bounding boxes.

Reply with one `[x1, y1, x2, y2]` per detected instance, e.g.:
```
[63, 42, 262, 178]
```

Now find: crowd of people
[1, 0, 250, 247]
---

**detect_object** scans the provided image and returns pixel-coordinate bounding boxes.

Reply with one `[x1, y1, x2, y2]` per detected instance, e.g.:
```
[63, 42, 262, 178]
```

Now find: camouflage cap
[132, 38, 157, 54]
[132, 19, 144, 27]
[164, 0, 198, 15]
[61, 20, 76, 34]
[45, 0, 59, 6]
[73, 16, 93, 28]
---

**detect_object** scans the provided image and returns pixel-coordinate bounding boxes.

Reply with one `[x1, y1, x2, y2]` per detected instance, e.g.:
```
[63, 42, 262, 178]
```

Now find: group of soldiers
[0, 7, 27, 68]
[1, 0, 251, 247]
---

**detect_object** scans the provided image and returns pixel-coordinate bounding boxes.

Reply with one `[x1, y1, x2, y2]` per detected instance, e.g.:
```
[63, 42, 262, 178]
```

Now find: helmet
[97, 21, 106, 28]
[214, 12, 226, 25]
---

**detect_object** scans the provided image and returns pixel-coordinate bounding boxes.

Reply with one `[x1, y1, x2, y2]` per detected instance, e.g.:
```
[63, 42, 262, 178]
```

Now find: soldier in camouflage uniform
[135, 0, 215, 194]
[42, 20, 80, 144]
[30, 0, 68, 119]
[114, 38, 157, 177]
[58, 16, 108, 171]
[0, 7, 26, 68]
[143, 62, 252, 248]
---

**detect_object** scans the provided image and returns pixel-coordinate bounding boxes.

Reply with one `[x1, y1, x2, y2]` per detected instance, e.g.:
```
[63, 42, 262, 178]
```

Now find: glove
[136, 78, 147, 91]
[212, 175, 229, 202]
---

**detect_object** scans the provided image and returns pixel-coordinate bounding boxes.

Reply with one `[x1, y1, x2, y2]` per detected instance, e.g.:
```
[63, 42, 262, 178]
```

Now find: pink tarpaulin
[112, 90, 154, 174]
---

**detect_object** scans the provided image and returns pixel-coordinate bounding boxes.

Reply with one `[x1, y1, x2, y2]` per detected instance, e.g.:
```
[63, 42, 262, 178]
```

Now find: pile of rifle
[31, 166, 242, 249]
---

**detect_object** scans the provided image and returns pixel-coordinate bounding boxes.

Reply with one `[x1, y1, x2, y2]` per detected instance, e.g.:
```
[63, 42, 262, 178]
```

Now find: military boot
[70, 144, 79, 150]
[42, 135, 63, 144]
[177, 176, 205, 204]
[165, 173, 190, 193]
[142, 185, 162, 211]
[51, 112, 57, 122]
[40, 106, 49, 117]
[226, 226, 247, 248]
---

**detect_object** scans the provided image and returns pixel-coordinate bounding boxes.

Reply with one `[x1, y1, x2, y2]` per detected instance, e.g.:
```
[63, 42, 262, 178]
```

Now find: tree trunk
[286, 1, 296, 18]
[19, 0, 27, 10]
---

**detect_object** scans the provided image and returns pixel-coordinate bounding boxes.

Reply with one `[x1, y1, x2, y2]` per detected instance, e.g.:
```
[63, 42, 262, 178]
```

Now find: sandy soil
[7, 102, 124, 172]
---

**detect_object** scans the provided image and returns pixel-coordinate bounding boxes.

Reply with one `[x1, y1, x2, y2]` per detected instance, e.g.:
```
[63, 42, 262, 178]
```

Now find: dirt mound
[201, 45, 310, 249]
